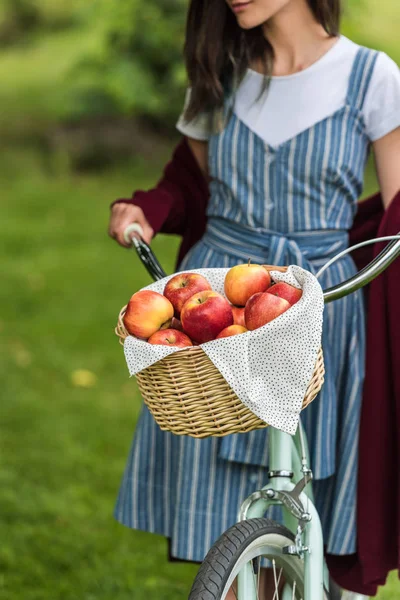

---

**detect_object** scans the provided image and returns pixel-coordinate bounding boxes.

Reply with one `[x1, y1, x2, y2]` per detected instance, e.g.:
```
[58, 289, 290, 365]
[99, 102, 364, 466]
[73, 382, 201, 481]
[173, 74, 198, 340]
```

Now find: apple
[148, 329, 193, 347]
[224, 263, 271, 306]
[181, 291, 234, 343]
[267, 282, 302, 306]
[123, 290, 174, 339]
[231, 305, 246, 327]
[245, 292, 291, 330]
[164, 272, 212, 317]
[216, 325, 248, 339]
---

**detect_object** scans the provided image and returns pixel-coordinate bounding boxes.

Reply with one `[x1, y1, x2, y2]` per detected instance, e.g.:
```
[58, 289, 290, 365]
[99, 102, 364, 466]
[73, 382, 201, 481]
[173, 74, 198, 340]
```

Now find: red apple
[267, 282, 302, 306]
[181, 291, 234, 343]
[148, 329, 193, 347]
[123, 290, 174, 339]
[231, 305, 246, 327]
[216, 325, 248, 339]
[224, 263, 271, 306]
[245, 292, 291, 330]
[164, 272, 212, 317]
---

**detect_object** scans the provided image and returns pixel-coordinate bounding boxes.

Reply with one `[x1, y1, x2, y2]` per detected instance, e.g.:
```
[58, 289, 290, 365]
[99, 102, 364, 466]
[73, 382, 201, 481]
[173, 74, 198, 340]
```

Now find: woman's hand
[109, 203, 154, 247]
[373, 127, 400, 209]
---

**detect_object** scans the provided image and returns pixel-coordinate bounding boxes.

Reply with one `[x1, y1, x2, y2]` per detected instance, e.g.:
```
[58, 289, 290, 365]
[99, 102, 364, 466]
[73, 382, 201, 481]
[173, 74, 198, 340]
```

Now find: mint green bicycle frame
[237, 424, 325, 599]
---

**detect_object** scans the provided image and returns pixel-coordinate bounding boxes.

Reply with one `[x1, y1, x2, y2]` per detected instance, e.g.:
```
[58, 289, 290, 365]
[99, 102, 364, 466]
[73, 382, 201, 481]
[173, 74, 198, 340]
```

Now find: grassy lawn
[1, 149, 399, 599]
[0, 149, 199, 600]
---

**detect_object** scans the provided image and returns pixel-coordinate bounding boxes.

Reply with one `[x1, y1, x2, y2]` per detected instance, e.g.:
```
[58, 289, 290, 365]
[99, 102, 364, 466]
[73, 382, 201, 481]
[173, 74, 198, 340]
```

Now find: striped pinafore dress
[115, 48, 378, 559]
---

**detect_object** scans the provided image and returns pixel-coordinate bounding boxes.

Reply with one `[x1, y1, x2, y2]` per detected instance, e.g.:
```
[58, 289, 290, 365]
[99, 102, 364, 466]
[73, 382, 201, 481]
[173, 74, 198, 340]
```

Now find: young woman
[110, 0, 400, 596]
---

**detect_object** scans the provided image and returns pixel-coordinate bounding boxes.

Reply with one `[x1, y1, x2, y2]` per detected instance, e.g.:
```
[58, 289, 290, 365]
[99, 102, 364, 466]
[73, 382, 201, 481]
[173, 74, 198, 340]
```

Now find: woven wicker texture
[116, 265, 325, 438]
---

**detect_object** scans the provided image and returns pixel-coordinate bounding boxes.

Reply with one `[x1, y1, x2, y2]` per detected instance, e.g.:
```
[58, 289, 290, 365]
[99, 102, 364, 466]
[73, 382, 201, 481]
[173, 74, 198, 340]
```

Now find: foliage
[0, 0, 85, 46]
[0, 0, 41, 46]
[63, 0, 187, 125]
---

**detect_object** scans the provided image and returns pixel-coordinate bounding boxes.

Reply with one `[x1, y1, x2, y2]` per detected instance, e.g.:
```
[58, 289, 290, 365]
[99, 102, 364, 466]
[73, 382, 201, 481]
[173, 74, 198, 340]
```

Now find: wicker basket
[115, 265, 325, 438]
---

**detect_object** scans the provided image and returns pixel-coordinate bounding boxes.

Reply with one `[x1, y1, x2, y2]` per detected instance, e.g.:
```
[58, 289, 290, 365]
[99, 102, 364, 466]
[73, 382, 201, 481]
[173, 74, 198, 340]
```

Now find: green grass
[0, 149, 199, 600]
[0, 149, 399, 599]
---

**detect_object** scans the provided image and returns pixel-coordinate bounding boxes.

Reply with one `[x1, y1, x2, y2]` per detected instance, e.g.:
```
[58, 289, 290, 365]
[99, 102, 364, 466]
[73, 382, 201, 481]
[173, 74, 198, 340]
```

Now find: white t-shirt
[176, 36, 400, 148]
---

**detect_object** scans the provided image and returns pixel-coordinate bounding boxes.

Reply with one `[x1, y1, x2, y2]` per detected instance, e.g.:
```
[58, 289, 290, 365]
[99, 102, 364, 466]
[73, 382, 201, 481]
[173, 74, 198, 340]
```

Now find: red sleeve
[349, 192, 383, 271]
[111, 138, 193, 237]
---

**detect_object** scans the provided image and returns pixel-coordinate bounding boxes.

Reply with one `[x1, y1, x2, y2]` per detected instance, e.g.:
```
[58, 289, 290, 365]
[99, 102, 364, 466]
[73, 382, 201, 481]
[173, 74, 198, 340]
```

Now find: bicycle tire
[189, 518, 338, 600]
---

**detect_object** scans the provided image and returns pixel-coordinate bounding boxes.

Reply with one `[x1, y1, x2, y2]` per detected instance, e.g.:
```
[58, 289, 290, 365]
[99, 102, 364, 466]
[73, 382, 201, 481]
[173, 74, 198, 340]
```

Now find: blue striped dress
[115, 47, 378, 559]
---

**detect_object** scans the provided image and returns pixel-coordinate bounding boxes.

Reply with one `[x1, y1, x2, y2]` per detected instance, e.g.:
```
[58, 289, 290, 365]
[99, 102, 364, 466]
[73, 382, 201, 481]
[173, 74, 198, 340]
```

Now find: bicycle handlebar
[123, 223, 400, 303]
[322, 235, 400, 302]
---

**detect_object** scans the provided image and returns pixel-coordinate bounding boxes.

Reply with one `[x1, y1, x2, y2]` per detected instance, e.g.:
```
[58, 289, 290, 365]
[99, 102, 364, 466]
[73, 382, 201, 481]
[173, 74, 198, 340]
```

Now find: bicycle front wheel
[189, 518, 336, 600]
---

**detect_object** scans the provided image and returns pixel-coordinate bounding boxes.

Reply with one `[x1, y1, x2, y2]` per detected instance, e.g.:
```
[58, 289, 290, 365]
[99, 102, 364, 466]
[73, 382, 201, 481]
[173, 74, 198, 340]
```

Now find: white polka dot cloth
[123, 265, 324, 434]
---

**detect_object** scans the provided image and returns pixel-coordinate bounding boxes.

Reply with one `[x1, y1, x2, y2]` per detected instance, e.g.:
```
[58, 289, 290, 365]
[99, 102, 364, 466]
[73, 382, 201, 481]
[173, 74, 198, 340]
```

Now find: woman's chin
[235, 14, 265, 30]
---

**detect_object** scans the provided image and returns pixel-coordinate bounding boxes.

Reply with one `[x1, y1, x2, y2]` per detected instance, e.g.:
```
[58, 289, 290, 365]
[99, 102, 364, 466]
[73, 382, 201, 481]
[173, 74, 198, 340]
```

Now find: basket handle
[123, 223, 167, 282]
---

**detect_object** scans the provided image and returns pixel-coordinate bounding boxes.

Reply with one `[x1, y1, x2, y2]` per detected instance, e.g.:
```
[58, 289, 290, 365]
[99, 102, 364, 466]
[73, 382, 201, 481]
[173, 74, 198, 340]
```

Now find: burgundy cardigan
[114, 138, 400, 595]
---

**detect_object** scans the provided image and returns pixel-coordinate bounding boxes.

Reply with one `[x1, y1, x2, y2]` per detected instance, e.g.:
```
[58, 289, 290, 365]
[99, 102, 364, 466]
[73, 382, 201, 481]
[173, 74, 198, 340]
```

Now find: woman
[110, 0, 400, 596]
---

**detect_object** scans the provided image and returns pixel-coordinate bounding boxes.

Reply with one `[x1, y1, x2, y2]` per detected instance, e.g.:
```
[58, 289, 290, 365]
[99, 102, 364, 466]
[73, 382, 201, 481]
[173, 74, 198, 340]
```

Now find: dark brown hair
[184, 0, 341, 121]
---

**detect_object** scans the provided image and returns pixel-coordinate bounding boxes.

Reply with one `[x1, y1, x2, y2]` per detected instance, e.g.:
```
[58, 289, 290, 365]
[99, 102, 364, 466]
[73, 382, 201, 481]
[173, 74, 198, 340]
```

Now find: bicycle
[123, 222, 400, 600]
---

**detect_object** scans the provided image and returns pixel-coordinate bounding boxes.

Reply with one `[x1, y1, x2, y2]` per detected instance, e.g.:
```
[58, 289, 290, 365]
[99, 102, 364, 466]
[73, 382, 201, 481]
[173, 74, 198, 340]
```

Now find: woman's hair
[184, 0, 341, 121]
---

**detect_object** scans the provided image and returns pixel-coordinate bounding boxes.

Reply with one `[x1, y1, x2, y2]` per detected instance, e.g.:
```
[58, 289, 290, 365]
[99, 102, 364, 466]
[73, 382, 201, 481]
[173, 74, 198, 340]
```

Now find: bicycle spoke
[292, 580, 296, 600]
[271, 559, 283, 600]
[256, 558, 261, 600]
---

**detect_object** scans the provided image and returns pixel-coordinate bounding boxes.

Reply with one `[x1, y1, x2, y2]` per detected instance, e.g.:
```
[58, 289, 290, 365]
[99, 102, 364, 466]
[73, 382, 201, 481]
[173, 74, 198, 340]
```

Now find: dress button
[265, 202, 275, 210]
[249, 473, 259, 484]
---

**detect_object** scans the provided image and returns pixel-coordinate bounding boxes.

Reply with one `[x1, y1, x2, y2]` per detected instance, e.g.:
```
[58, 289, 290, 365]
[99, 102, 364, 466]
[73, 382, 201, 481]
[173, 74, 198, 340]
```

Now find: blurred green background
[0, 1, 399, 598]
